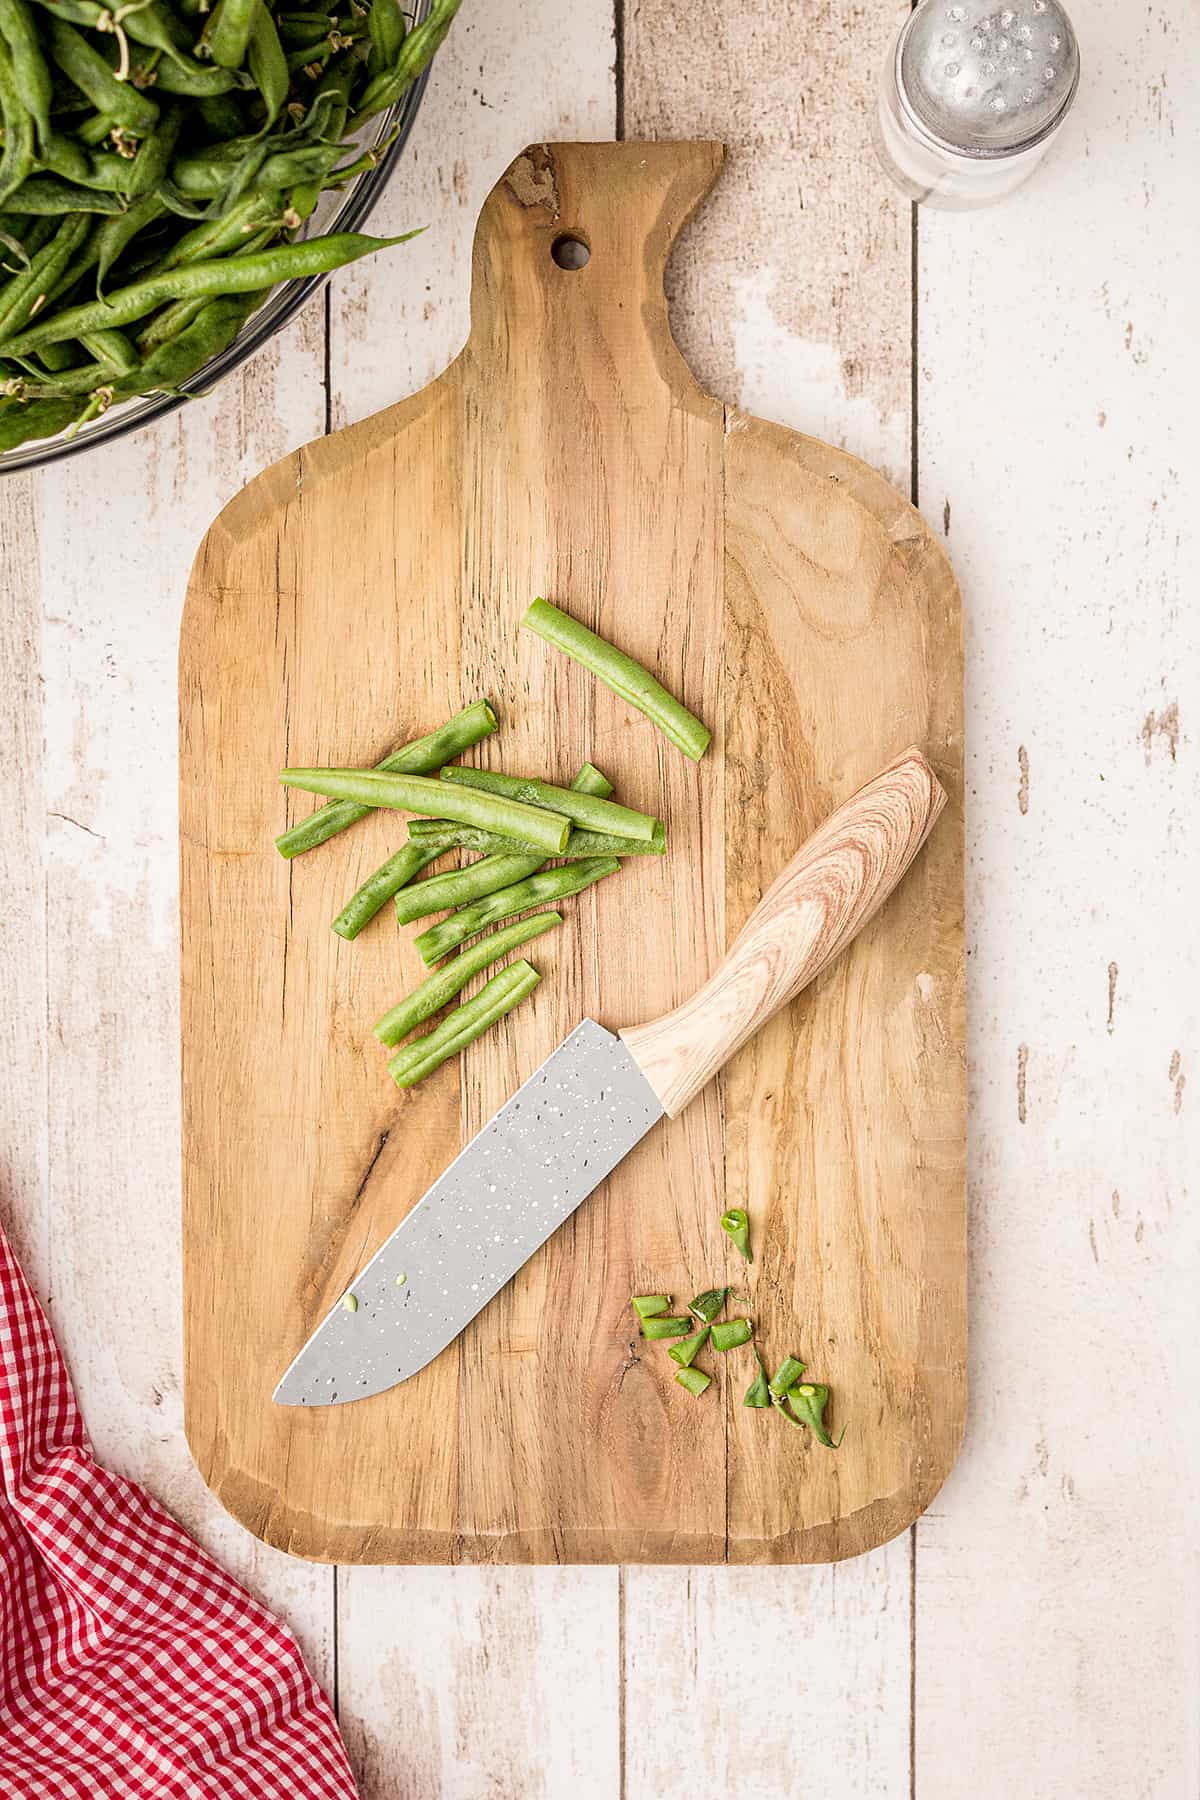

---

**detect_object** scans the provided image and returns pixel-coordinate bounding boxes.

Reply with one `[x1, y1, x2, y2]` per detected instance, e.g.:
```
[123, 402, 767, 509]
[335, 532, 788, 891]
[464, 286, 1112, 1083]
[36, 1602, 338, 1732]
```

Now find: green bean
[29, 334, 73, 368]
[0, 39, 36, 205]
[392, 851, 545, 927]
[124, 99, 180, 198]
[38, 126, 91, 182]
[440, 766, 659, 845]
[0, 0, 51, 149]
[134, 233, 273, 351]
[373, 912, 562, 1048]
[151, 55, 242, 94]
[688, 1287, 732, 1325]
[523, 598, 712, 762]
[743, 1349, 771, 1408]
[785, 1382, 846, 1448]
[639, 1317, 692, 1341]
[116, 283, 264, 391]
[89, 191, 164, 292]
[768, 1356, 807, 1399]
[366, 0, 403, 78]
[331, 840, 445, 941]
[675, 1367, 712, 1398]
[0, 210, 87, 336]
[0, 387, 79, 444]
[386, 960, 541, 1090]
[74, 107, 115, 144]
[631, 1296, 671, 1320]
[354, 0, 461, 124]
[79, 324, 135, 372]
[413, 857, 619, 967]
[3, 173, 127, 211]
[0, 229, 418, 352]
[44, 18, 160, 135]
[668, 1327, 710, 1368]
[246, 0, 286, 124]
[406, 817, 668, 860]
[199, 0, 257, 69]
[278, 12, 334, 47]
[149, 186, 278, 273]
[721, 1207, 753, 1262]
[276, 702, 499, 859]
[710, 1318, 753, 1353]
[280, 767, 570, 858]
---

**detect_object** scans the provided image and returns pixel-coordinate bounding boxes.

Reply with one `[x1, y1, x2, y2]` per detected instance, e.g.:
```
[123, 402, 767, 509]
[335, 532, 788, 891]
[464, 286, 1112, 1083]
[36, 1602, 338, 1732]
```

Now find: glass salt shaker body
[875, 0, 1080, 210]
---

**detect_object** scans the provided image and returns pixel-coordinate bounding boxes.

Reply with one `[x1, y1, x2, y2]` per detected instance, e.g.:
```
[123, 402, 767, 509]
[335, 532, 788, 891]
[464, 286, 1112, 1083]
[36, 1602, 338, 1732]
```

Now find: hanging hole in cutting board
[551, 234, 590, 270]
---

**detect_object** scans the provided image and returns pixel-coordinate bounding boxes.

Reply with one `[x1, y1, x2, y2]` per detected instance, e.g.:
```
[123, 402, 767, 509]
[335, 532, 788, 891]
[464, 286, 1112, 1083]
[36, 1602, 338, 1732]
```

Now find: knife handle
[619, 747, 947, 1118]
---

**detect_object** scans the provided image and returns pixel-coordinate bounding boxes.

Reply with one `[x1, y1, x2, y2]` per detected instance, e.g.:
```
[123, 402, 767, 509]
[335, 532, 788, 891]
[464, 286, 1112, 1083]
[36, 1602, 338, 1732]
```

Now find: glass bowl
[0, 33, 430, 474]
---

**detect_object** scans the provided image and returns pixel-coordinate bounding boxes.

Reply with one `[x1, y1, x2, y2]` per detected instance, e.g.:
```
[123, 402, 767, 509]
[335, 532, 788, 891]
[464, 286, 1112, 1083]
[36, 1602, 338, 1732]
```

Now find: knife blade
[274, 746, 947, 1407]
[273, 1019, 662, 1405]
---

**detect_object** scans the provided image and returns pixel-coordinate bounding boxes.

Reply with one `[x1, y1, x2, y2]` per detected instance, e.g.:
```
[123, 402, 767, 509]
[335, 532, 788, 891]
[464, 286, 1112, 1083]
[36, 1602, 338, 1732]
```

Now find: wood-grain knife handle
[619, 747, 947, 1117]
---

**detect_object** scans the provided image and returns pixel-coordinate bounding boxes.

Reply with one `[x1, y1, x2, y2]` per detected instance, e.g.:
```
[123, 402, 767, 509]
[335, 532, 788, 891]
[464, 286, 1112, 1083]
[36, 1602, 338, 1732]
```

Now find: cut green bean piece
[688, 1287, 730, 1324]
[393, 851, 543, 927]
[441, 764, 658, 845]
[631, 1295, 670, 1320]
[280, 768, 569, 858]
[571, 760, 613, 798]
[675, 1367, 711, 1398]
[743, 1348, 771, 1408]
[639, 1316, 691, 1340]
[768, 1355, 807, 1398]
[721, 1206, 752, 1263]
[786, 1382, 846, 1448]
[413, 857, 618, 967]
[668, 1327, 709, 1368]
[331, 842, 445, 942]
[523, 597, 711, 762]
[406, 817, 668, 859]
[710, 1317, 752, 1353]
[386, 959, 540, 1089]
[373, 912, 562, 1048]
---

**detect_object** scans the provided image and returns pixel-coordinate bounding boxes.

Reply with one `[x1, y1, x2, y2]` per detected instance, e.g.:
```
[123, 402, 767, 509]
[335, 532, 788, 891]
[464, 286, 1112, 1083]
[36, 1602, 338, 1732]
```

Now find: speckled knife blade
[273, 1019, 664, 1406]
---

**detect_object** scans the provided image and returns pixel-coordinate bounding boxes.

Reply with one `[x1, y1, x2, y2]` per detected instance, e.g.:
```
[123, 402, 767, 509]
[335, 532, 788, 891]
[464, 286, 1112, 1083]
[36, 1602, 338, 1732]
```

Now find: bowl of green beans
[0, 0, 460, 470]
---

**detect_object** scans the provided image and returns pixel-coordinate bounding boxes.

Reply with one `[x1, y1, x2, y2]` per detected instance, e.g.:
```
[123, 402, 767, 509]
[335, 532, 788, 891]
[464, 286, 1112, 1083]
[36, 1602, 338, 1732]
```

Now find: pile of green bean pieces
[631, 1236, 846, 1442]
[277, 603, 711, 1089]
[276, 699, 667, 1088]
[0, 0, 461, 448]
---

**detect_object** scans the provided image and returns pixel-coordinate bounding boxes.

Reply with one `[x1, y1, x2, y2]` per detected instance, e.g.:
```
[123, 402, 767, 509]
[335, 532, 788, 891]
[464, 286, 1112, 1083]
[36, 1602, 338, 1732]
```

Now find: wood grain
[180, 138, 964, 1567]
[622, 748, 945, 1116]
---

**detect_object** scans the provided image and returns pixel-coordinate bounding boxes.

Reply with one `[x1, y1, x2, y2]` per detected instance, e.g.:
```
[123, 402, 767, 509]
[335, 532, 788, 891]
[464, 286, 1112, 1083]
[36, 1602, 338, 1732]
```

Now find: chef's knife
[274, 747, 946, 1406]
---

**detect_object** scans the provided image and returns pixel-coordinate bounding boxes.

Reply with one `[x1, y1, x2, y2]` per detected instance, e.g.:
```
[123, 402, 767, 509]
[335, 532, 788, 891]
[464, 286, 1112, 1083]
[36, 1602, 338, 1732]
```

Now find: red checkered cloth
[0, 1223, 357, 1798]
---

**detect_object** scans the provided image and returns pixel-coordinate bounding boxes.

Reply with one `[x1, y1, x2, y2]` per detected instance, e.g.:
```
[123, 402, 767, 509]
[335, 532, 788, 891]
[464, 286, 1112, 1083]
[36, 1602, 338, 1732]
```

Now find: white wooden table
[2, 2, 1196, 1794]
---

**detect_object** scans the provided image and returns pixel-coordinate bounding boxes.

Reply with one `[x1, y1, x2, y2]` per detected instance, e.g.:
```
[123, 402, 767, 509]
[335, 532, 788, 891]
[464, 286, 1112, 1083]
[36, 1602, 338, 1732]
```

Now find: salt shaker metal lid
[897, 0, 1080, 159]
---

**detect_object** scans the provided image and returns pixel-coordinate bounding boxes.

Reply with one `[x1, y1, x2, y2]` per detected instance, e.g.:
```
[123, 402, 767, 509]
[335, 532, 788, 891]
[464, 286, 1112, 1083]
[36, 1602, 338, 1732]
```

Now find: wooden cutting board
[180, 140, 965, 1565]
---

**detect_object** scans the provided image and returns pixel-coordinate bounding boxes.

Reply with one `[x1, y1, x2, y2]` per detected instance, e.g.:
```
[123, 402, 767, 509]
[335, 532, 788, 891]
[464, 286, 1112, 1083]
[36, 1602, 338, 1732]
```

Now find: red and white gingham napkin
[0, 1223, 357, 1797]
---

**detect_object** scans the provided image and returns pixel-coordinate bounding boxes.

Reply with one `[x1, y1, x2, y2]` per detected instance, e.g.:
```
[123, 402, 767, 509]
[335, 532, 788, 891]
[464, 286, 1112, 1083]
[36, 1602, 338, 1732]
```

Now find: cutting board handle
[468, 141, 725, 384]
[619, 749, 947, 1117]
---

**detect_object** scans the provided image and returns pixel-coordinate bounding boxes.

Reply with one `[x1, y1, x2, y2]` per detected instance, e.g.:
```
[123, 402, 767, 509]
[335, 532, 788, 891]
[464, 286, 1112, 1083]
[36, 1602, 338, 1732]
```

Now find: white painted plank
[0, 308, 338, 1681]
[337, 1568, 620, 1798]
[915, 3, 1200, 1794]
[625, 1553, 912, 1799]
[326, 7, 620, 1795]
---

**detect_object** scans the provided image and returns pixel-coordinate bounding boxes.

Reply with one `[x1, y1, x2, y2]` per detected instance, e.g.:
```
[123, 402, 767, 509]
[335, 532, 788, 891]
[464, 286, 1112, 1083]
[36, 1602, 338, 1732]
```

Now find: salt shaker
[875, 0, 1080, 209]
